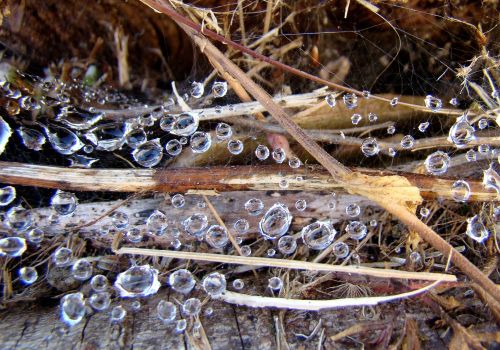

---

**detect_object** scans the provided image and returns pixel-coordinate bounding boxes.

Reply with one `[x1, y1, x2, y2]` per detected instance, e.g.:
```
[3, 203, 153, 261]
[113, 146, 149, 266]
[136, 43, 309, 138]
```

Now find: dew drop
[332, 242, 349, 259]
[419, 207, 430, 218]
[295, 199, 307, 211]
[170, 112, 200, 137]
[58, 106, 103, 130]
[205, 225, 229, 249]
[182, 298, 201, 316]
[132, 139, 163, 167]
[301, 221, 336, 250]
[272, 148, 286, 163]
[51, 190, 78, 216]
[53, 247, 73, 266]
[165, 139, 182, 156]
[255, 144, 270, 160]
[368, 112, 378, 122]
[110, 211, 129, 229]
[6, 206, 33, 232]
[0, 186, 16, 206]
[216, 123, 232, 140]
[233, 218, 249, 234]
[268, 277, 283, 291]
[343, 93, 358, 109]
[351, 113, 362, 125]
[325, 94, 336, 108]
[89, 292, 111, 311]
[183, 213, 208, 236]
[345, 203, 361, 217]
[245, 198, 264, 216]
[451, 180, 471, 202]
[176, 319, 187, 333]
[227, 139, 244, 155]
[19, 266, 38, 284]
[202, 272, 227, 297]
[84, 122, 129, 151]
[418, 122, 430, 133]
[60, 292, 85, 326]
[259, 203, 292, 240]
[171, 194, 185, 208]
[190, 81, 204, 98]
[190, 131, 212, 153]
[424, 95, 442, 112]
[17, 127, 46, 151]
[26, 228, 44, 244]
[114, 264, 160, 297]
[0, 237, 27, 257]
[44, 125, 84, 155]
[390, 97, 399, 107]
[448, 114, 475, 148]
[110, 305, 126, 322]
[240, 245, 252, 256]
[424, 151, 450, 175]
[345, 221, 368, 240]
[157, 300, 177, 323]
[465, 149, 476, 162]
[232, 279, 244, 290]
[126, 128, 147, 148]
[160, 115, 176, 132]
[361, 138, 379, 157]
[71, 258, 93, 281]
[465, 215, 489, 243]
[478, 119, 488, 130]
[482, 163, 500, 194]
[400, 135, 415, 149]
[387, 125, 396, 135]
[212, 81, 228, 98]
[68, 154, 99, 168]
[0, 116, 12, 155]
[277, 235, 297, 255]
[169, 269, 195, 294]
[288, 156, 301, 168]
[478, 144, 490, 155]
[90, 274, 109, 292]
[146, 210, 168, 236]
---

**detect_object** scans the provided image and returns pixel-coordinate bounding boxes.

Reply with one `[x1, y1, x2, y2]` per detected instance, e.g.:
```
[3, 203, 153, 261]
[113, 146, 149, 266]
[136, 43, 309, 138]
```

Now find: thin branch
[0, 162, 496, 202]
[213, 281, 440, 311]
[115, 247, 456, 282]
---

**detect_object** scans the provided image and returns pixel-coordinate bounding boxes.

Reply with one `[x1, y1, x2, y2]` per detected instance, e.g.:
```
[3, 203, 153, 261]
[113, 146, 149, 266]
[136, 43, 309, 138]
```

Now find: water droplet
[465, 215, 489, 243]
[26, 228, 44, 244]
[351, 113, 362, 125]
[61, 292, 85, 326]
[132, 139, 163, 167]
[418, 122, 430, 133]
[58, 106, 103, 130]
[6, 206, 33, 232]
[345, 221, 368, 240]
[17, 127, 46, 151]
[216, 123, 232, 140]
[232, 279, 244, 290]
[169, 269, 195, 294]
[343, 93, 358, 109]
[160, 115, 176, 132]
[19, 266, 38, 284]
[68, 154, 99, 168]
[71, 258, 93, 281]
[388, 148, 396, 157]
[268, 277, 283, 291]
[478, 119, 488, 130]
[0, 186, 16, 206]
[255, 144, 270, 160]
[390, 97, 399, 107]
[202, 272, 226, 297]
[157, 300, 177, 323]
[110, 211, 129, 229]
[400, 135, 415, 149]
[240, 245, 252, 256]
[361, 138, 379, 157]
[387, 125, 396, 135]
[84, 122, 129, 151]
[183, 213, 208, 236]
[53, 247, 73, 266]
[51, 190, 78, 216]
[126, 128, 147, 148]
[212, 81, 228, 98]
[259, 203, 292, 240]
[164, 139, 182, 156]
[451, 180, 471, 202]
[465, 149, 476, 162]
[277, 235, 297, 255]
[110, 305, 126, 322]
[368, 112, 378, 122]
[171, 194, 185, 208]
[245, 198, 264, 216]
[228, 139, 244, 155]
[295, 199, 307, 211]
[483, 163, 500, 194]
[190, 81, 204, 98]
[176, 319, 187, 333]
[325, 94, 336, 108]
[234, 218, 249, 234]
[362, 90, 371, 99]
[424, 151, 450, 175]
[345, 203, 361, 217]
[182, 298, 201, 316]
[170, 112, 200, 137]
[409, 251, 422, 264]
[424, 95, 442, 112]
[272, 148, 286, 163]
[0, 237, 26, 257]
[146, 210, 168, 236]
[288, 156, 301, 168]
[419, 207, 430, 218]
[332, 242, 349, 258]
[267, 248, 276, 257]
[0, 116, 12, 155]
[43, 124, 84, 155]
[90, 274, 109, 292]
[205, 225, 229, 249]
[114, 265, 160, 297]
[89, 292, 111, 311]
[126, 227, 143, 243]
[301, 221, 336, 250]
[448, 114, 475, 148]
[190, 131, 212, 153]
[478, 144, 490, 155]
[450, 98, 459, 106]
